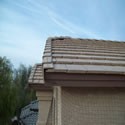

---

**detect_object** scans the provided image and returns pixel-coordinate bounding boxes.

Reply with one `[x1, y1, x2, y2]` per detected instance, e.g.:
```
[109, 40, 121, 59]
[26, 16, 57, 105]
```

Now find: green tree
[0, 57, 16, 125]
[0, 57, 36, 124]
[13, 64, 36, 117]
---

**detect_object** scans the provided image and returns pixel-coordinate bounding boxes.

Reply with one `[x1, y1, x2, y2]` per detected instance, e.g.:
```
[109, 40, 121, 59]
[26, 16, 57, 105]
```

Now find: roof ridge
[48, 36, 125, 43]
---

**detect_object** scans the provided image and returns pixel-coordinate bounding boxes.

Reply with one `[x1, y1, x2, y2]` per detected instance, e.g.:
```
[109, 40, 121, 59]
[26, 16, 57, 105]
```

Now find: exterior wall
[62, 88, 125, 125]
[46, 86, 62, 125]
[36, 91, 52, 125]
[55, 86, 62, 125]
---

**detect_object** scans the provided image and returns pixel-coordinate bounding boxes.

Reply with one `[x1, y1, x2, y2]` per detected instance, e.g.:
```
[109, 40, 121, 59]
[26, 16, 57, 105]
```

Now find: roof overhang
[29, 83, 52, 91]
[45, 72, 125, 87]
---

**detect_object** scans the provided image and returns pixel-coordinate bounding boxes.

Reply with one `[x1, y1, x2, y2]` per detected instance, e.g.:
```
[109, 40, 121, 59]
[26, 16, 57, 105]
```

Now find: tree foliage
[0, 57, 16, 124]
[14, 64, 36, 117]
[0, 56, 36, 125]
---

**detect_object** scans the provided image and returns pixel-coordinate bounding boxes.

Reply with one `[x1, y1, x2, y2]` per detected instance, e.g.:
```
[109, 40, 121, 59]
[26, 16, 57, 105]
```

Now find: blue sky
[0, 0, 125, 68]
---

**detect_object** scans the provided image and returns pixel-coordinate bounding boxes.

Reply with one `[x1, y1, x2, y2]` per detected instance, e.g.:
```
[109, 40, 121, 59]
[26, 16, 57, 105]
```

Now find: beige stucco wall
[62, 88, 125, 125]
[36, 91, 53, 125]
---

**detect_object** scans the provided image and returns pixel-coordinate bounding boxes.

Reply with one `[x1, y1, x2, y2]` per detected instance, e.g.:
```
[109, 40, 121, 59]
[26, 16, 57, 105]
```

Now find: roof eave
[44, 72, 125, 87]
[29, 83, 52, 91]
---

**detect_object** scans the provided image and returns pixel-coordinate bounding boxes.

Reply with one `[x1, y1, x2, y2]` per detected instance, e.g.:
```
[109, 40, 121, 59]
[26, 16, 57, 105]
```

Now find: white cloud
[11, 0, 103, 39]
[49, 13, 76, 34]
[47, 10, 103, 39]
[0, 39, 44, 68]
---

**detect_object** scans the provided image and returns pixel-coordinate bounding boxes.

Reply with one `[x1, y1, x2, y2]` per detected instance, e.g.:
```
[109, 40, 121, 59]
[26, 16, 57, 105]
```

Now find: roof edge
[29, 83, 52, 91]
[48, 36, 125, 43]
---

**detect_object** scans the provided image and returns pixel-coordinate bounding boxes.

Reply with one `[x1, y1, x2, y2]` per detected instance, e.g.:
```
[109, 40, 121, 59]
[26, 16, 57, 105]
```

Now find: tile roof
[20, 100, 38, 125]
[43, 37, 125, 75]
[28, 63, 52, 89]
[28, 64, 44, 84]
